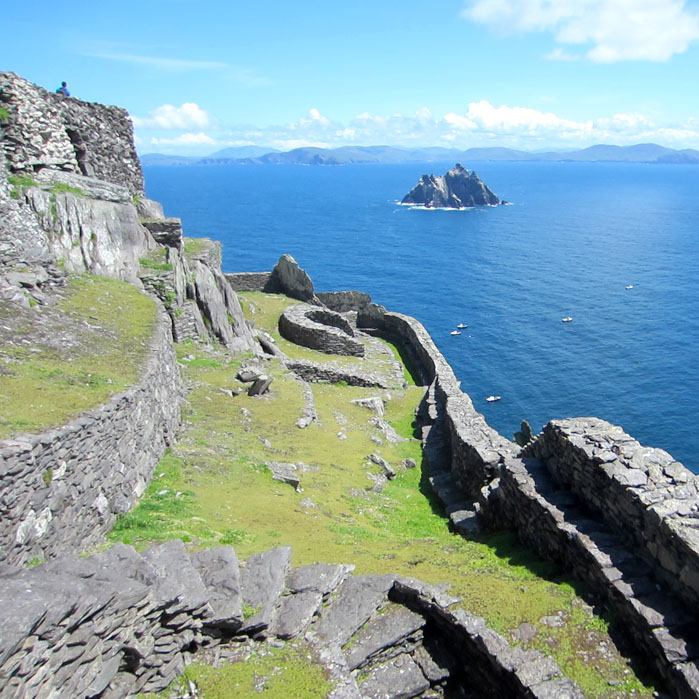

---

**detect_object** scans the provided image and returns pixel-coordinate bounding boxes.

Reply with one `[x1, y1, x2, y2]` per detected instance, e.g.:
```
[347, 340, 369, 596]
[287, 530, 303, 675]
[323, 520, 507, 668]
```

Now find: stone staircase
[0, 539, 583, 698]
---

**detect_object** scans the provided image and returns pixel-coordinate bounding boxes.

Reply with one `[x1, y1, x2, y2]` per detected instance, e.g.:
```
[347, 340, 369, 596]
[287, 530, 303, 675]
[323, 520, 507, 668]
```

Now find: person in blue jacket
[55, 81, 70, 97]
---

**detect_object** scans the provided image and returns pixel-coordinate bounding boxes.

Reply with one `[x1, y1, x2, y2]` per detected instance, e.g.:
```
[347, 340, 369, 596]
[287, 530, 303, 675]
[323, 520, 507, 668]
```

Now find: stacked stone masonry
[279, 304, 365, 357]
[373, 310, 699, 698]
[0, 541, 581, 699]
[0, 306, 182, 567]
[526, 418, 699, 613]
[0, 72, 144, 195]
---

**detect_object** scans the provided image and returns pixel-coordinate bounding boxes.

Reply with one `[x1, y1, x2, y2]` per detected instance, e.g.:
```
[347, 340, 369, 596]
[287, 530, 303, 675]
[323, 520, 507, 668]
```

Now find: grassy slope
[0, 275, 157, 439]
[112, 292, 655, 698]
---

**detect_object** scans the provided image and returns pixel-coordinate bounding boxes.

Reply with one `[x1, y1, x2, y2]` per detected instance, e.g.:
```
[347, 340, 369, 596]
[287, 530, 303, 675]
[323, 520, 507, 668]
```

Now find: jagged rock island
[401, 163, 501, 208]
[2, 72, 699, 698]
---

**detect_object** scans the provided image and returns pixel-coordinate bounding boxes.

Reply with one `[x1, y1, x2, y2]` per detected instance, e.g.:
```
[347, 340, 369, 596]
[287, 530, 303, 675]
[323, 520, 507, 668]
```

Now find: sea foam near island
[144, 160, 699, 473]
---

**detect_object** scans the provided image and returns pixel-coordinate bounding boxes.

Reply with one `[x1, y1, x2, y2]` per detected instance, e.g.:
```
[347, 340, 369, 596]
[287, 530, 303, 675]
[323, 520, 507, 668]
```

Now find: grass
[160, 644, 332, 699]
[111, 292, 655, 698]
[183, 237, 208, 260]
[0, 106, 9, 122]
[0, 275, 157, 439]
[139, 247, 173, 272]
[8, 174, 37, 188]
[50, 182, 84, 196]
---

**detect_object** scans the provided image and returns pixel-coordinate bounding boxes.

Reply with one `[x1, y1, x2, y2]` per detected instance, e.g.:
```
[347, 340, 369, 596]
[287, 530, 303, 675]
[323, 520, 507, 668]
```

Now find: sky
[5, 0, 699, 154]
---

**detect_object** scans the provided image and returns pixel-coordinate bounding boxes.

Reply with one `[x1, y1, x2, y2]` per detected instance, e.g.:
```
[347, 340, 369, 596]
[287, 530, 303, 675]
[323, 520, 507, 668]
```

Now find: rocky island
[3, 72, 699, 698]
[401, 163, 501, 208]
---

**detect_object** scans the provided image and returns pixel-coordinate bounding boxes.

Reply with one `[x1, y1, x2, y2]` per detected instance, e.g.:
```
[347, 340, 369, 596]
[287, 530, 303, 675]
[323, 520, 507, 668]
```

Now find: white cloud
[138, 102, 699, 155]
[462, 0, 699, 61]
[151, 132, 217, 146]
[133, 103, 210, 130]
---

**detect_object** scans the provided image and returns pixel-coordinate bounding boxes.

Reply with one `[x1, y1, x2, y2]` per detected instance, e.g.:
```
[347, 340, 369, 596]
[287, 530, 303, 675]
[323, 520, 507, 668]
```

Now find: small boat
[456, 323, 468, 329]
[625, 285, 634, 290]
[561, 317, 573, 323]
[486, 395, 501, 403]
[450, 330, 462, 336]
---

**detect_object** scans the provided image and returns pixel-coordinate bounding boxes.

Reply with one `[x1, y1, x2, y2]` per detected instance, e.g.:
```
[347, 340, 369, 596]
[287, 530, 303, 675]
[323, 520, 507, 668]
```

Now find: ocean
[143, 161, 699, 473]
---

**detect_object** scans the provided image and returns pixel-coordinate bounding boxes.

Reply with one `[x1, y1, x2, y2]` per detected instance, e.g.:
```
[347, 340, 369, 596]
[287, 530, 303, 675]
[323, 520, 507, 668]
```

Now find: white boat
[450, 330, 462, 336]
[456, 323, 468, 329]
[486, 395, 501, 403]
[625, 285, 634, 290]
[562, 317, 573, 323]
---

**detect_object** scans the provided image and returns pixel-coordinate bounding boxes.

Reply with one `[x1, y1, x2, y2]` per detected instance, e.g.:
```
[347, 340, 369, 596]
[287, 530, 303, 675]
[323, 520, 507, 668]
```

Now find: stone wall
[0, 72, 144, 195]
[373, 309, 699, 698]
[225, 271, 272, 292]
[0, 541, 581, 699]
[279, 304, 365, 357]
[526, 418, 699, 613]
[0, 305, 181, 566]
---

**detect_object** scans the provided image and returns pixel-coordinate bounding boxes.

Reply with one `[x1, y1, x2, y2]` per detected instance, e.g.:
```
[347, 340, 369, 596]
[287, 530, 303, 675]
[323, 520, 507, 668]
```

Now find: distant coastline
[141, 142, 699, 167]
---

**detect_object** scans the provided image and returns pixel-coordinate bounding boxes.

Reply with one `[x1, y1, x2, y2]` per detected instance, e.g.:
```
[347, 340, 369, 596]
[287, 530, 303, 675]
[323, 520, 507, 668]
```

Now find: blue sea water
[144, 161, 699, 473]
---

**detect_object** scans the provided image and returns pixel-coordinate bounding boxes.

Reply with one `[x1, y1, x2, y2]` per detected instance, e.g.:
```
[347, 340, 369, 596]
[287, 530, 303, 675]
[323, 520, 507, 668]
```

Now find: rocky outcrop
[0, 73, 254, 352]
[0, 542, 582, 699]
[401, 163, 501, 209]
[267, 253, 320, 303]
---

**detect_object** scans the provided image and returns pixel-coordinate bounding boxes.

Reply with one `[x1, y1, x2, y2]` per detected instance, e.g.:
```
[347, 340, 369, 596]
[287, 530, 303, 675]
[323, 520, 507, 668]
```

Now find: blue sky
[5, 0, 699, 153]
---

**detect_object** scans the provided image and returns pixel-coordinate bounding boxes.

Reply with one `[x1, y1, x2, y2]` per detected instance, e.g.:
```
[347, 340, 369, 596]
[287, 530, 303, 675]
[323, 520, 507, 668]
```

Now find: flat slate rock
[141, 540, 211, 613]
[358, 653, 430, 699]
[239, 546, 292, 634]
[344, 605, 425, 670]
[189, 546, 243, 629]
[309, 574, 395, 648]
[288, 562, 354, 595]
[272, 590, 323, 640]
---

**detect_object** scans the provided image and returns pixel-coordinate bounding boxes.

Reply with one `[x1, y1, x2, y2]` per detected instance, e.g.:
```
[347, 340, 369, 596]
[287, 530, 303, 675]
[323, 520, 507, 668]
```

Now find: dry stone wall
[0, 306, 181, 566]
[279, 304, 365, 356]
[0, 540, 581, 699]
[375, 310, 699, 698]
[0, 72, 144, 195]
[526, 419, 699, 614]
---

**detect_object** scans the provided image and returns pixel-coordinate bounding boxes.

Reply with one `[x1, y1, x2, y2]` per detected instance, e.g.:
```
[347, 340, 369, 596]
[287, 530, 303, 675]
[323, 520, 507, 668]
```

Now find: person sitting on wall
[55, 81, 70, 97]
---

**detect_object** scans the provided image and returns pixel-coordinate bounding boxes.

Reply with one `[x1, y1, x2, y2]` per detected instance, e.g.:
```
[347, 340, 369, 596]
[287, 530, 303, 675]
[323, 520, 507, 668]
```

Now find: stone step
[270, 563, 355, 640]
[189, 546, 243, 631]
[510, 456, 699, 696]
[344, 605, 425, 671]
[239, 546, 292, 636]
[307, 574, 395, 649]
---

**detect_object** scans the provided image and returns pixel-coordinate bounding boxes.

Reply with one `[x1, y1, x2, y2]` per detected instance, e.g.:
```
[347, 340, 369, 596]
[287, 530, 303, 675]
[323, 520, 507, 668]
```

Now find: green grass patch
[183, 237, 208, 260]
[0, 106, 9, 122]
[8, 174, 37, 188]
[50, 182, 84, 196]
[120, 293, 656, 698]
[166, 644, 332, 698]
[0, 275, 157, 439]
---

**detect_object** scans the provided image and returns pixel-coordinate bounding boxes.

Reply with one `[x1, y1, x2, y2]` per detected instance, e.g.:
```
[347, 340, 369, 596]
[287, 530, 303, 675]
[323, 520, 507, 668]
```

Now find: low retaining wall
[0, 540, 581, 699]
[0, 305, 182, 566]
[224, 271, 272, 292]
[526, 418, 699, 613]
[376, 309, 699, 698]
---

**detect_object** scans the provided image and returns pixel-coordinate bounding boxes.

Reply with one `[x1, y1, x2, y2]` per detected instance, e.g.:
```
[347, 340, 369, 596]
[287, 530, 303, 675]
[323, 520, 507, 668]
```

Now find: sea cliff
[1, 74, 699, 698]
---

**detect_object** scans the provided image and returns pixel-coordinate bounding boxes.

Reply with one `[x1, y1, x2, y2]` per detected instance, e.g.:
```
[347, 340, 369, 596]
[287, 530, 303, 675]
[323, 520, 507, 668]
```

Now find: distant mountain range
[140, 143, 699, 167]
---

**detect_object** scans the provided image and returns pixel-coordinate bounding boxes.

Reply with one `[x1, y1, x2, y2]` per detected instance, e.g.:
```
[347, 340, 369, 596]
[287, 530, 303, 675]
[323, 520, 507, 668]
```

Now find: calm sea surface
[144, 161, 699, 473]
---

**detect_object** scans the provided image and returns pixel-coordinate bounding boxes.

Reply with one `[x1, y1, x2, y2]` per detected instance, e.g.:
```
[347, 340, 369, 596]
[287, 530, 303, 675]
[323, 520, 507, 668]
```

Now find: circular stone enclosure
[279, 304, 365, 357]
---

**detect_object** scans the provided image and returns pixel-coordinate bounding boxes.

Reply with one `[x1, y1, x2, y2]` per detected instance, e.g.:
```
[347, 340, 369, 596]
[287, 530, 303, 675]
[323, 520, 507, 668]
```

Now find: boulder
[268, 254, 319, 303]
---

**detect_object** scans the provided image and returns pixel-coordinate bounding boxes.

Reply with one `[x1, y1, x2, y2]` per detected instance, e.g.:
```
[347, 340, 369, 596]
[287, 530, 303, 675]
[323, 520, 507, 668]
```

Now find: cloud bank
[135, 103, 699, 153]
[462, 0, 699, 61]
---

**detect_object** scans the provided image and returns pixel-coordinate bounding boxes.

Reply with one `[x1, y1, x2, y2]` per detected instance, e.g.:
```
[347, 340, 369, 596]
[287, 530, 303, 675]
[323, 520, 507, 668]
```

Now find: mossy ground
[110, 291, 655, 698]
[0, 275, 157, 439]
[158, 643, 332, 699]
